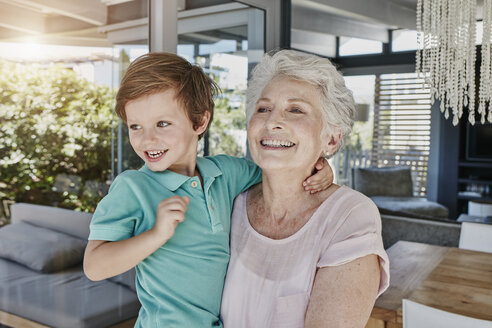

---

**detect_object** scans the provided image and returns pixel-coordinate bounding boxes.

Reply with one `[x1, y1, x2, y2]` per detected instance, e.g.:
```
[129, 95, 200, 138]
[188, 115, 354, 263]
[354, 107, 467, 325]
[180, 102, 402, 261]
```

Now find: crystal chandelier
[416, 0, 492, 125]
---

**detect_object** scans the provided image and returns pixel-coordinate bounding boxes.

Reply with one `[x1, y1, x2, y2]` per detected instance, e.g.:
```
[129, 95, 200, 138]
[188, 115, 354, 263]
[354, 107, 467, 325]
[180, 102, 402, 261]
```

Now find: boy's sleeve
[210, 155, 262, 197]
[88, 173, 142, 241]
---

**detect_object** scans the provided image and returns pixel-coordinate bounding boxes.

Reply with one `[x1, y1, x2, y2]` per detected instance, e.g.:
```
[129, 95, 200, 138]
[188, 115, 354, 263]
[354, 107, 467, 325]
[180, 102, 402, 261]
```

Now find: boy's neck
[167, 161, 204, 188]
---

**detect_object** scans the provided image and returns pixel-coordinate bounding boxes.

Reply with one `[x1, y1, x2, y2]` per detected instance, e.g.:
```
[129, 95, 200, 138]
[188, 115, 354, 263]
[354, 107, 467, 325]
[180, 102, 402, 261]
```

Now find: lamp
[355, 103, 370, 122]
[416, 0, 492, 125]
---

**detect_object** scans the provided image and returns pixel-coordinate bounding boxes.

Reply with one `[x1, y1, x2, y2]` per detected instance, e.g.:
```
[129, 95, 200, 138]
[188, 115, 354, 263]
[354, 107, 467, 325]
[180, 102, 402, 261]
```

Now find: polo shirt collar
[196, 157, 222, 179]
[139, 157, 222, 191]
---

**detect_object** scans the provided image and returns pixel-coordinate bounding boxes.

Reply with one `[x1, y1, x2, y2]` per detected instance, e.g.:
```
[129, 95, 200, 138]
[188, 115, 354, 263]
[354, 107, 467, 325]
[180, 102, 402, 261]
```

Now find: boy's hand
[152, 195, 190, 243]
[303, 158, 334, 193]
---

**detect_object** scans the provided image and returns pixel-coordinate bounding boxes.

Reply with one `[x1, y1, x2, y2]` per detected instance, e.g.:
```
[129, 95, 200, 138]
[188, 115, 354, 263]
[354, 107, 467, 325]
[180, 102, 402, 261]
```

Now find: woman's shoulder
[321, 185, 376, 208]
[316, 185, 380, 228]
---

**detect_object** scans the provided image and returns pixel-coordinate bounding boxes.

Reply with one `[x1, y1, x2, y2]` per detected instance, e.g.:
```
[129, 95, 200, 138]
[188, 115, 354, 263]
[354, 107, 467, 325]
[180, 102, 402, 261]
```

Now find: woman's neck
[255, 169, 320, 220]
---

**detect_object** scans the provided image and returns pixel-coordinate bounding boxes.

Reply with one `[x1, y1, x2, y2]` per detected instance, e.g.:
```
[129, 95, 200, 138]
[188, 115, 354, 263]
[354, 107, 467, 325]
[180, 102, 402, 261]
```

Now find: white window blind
[372, 73, 431, 196]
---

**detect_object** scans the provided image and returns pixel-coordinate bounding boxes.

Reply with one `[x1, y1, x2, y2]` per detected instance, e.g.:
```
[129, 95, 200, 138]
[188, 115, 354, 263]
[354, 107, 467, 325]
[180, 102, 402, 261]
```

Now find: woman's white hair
[246, 49, 355, 155]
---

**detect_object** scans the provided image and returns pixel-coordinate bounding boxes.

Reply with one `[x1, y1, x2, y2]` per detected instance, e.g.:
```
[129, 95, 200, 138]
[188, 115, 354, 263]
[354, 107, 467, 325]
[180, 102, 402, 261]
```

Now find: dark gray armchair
[352, 167, 449, 221]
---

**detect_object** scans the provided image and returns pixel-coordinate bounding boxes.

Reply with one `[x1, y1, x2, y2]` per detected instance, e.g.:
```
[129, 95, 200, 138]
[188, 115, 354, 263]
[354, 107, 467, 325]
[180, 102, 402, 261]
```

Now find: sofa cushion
[108, 268, 137, 292]
[0, 259, 139, 328]
[372, 196, 449, 220]
[352, 167, 413, 197]
[0, 222, 87, 273]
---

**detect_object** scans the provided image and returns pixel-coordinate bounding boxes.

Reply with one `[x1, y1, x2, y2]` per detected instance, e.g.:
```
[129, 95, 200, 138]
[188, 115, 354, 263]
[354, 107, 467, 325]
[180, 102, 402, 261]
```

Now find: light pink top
[220, 186, 390, 328]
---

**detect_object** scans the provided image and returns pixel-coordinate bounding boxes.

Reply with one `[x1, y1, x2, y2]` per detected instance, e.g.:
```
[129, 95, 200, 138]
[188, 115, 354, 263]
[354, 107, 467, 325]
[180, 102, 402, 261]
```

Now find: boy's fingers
[163, 195, 189, 205]
[159, 197, 189, 211]
[304, 183, 321, 191]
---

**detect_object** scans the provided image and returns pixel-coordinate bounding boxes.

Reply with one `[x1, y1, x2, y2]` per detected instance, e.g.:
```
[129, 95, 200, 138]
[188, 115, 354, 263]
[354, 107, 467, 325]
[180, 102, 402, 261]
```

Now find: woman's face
[248, 77, 329, 172]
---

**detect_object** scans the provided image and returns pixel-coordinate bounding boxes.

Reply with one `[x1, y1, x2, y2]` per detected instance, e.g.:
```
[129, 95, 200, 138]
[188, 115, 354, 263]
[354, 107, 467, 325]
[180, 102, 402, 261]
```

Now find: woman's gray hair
[246, 49, 355, 155]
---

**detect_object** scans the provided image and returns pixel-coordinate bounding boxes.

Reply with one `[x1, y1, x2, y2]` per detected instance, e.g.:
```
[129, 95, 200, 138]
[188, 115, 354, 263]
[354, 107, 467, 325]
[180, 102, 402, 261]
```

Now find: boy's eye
[129, 124, 141, 130]
[157, 121, 169, 127]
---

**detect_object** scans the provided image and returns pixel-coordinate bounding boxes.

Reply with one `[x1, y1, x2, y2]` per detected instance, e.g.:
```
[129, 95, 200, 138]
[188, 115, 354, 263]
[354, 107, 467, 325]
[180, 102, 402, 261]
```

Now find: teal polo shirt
[88, 155, 261, 328]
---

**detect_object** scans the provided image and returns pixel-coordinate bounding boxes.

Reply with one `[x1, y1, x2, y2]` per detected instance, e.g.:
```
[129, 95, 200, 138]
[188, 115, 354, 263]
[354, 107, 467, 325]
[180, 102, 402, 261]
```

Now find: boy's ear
[194, 111, 211, 135]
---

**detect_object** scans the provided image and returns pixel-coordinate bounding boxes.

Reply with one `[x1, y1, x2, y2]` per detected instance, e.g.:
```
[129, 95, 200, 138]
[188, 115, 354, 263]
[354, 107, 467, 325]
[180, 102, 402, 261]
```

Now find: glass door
[177, 3, 265, 157]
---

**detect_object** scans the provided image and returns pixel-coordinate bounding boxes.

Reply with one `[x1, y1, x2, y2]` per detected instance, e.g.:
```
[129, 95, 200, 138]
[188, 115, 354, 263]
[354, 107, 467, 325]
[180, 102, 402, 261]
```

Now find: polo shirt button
[191, 181, 198, 188]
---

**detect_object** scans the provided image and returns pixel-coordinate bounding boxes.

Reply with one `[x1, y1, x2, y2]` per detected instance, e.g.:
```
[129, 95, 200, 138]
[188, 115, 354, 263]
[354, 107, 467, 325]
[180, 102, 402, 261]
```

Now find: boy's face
[125, 89, 208, 176]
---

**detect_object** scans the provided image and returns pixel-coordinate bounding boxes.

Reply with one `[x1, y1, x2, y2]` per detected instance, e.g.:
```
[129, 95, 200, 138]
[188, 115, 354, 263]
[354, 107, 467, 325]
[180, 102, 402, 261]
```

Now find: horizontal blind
[372, 73, 431, 196]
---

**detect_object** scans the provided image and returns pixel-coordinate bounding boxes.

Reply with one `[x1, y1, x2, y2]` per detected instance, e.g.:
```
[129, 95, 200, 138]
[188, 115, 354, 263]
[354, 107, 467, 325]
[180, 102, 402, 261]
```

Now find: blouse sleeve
[318, 196, 390, 296]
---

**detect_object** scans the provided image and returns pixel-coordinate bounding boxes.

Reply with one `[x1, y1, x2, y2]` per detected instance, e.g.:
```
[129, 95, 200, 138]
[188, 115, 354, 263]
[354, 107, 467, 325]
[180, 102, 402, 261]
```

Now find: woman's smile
[260, 137, 296, 149]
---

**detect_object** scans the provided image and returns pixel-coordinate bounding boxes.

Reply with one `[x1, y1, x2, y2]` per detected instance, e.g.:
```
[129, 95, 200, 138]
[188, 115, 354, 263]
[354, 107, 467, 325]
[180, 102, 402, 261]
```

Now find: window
[179, 26, 249, 158]
[372, 73, 432, 196]
[333, 75, 375, 185]
[392, 29, 419, 52]
[339, 37, 383, 56]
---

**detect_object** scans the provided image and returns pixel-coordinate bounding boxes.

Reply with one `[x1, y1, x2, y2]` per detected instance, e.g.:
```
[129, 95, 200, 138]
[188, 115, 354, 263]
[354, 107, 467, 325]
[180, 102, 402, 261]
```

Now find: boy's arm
[303, 158, 334, 193]
[84, 231, 164, 281]
[208, 155, 262, 196]
[209, 155, 333, 196]
[84, 195, 189, 281]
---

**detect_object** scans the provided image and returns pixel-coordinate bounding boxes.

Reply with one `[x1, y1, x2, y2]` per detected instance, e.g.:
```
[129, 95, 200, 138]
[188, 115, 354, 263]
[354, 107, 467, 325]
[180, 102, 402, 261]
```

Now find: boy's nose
[143, 129, 158, 142]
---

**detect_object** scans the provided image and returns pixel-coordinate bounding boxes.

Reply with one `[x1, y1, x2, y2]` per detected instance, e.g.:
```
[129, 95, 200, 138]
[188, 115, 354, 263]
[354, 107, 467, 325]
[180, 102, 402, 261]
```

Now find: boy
[83, 52, 331, 327]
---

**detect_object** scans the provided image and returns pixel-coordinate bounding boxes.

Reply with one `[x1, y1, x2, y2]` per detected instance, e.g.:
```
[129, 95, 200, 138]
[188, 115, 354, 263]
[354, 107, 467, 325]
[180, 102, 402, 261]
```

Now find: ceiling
[0, 0, 479, 49]
[0, 0, 149, 46]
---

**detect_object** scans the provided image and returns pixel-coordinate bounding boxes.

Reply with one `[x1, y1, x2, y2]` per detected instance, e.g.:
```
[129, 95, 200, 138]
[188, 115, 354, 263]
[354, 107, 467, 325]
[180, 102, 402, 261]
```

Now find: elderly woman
[220, 50, 389, 327]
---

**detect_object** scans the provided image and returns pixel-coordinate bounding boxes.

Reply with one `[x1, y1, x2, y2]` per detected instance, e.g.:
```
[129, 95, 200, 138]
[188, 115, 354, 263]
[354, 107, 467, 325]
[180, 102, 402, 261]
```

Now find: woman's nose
[265, 109, 284, 129]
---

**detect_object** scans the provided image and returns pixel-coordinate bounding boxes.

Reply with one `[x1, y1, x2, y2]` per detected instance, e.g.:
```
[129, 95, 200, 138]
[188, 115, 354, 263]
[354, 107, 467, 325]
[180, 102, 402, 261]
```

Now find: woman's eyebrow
[287, 97, 314, 107]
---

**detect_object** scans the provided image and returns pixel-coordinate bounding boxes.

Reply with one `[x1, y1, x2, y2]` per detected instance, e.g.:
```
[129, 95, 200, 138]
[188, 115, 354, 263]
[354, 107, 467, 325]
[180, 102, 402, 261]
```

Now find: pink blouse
[220, 186, 390, 328]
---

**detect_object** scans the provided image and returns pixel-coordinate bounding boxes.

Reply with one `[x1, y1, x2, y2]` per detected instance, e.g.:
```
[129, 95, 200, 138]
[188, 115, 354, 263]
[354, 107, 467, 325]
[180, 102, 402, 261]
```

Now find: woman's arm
[305, 254, 381, 328]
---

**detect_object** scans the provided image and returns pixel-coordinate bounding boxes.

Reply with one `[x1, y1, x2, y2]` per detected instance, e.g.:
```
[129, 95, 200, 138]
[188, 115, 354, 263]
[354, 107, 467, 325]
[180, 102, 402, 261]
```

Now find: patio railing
[331, 148, 372, 187]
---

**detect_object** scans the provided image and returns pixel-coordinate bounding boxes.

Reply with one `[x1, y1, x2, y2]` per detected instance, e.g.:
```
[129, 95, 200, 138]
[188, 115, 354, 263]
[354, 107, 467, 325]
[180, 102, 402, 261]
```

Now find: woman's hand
[303, 158, 334, 193]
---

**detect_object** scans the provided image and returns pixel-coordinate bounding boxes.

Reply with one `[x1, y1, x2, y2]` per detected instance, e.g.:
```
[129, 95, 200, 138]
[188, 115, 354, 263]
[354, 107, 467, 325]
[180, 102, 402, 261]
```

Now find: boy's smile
[145, 149, 168, 161]
[125, 89, 208, 176]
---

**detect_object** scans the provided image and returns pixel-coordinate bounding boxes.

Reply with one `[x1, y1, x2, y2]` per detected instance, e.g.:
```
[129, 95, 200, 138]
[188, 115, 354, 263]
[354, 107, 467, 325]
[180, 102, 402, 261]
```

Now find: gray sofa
[0, 203, 140, 328]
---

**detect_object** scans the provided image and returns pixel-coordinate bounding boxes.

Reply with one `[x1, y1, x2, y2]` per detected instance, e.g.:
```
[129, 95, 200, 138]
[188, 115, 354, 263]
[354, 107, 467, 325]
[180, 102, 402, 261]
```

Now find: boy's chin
[143, 159, 168, 171]
[146, 164, 167, 172]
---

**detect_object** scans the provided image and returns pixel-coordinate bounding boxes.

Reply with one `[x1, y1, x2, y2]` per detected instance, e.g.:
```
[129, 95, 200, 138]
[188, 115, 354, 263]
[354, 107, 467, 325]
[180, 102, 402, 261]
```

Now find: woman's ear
[194, 111, 211, 135]
[323, 130, 342, 157]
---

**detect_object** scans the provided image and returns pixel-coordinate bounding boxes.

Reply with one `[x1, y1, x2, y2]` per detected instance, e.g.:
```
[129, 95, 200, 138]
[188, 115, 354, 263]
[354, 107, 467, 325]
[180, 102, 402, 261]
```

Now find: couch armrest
[381, 214, 460, 249]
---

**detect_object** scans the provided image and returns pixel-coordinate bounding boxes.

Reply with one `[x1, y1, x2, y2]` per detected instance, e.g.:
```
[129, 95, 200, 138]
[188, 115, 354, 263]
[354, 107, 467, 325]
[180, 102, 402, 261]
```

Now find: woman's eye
[290, 107, 303, 113]
[257, 107, 268, 113]
[157, 121, 169, 127]
[129, 124, 141, 130]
